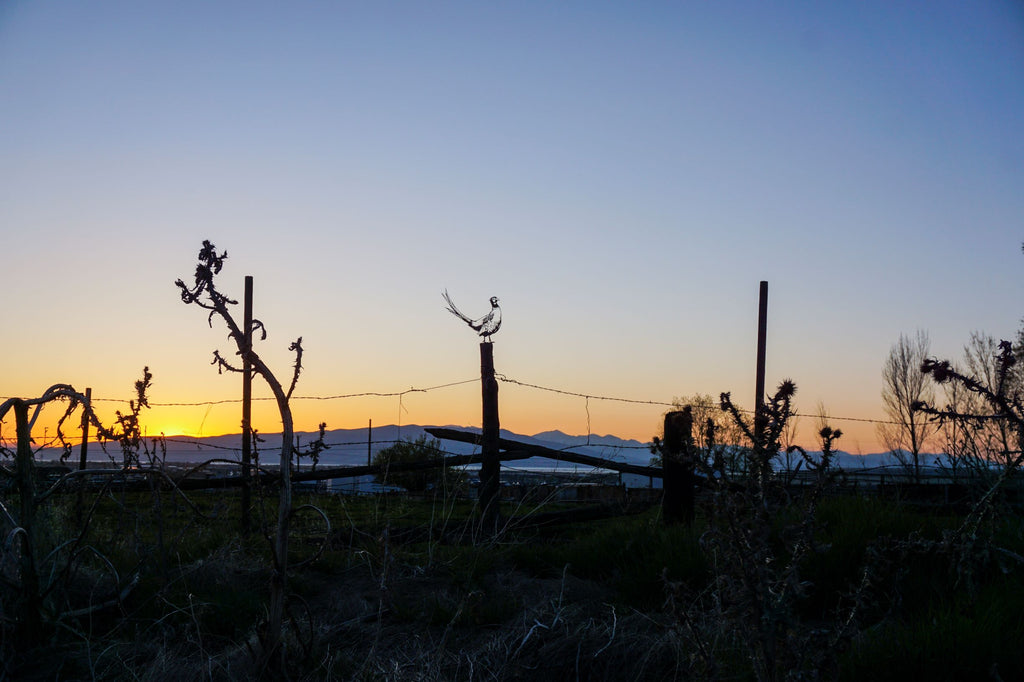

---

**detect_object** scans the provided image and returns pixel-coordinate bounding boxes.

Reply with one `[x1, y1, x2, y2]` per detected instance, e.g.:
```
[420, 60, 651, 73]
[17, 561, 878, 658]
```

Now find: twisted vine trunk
[197, 279, 294, 659]
[176, 244, 302, 666]
[258, 361, 293, 660]
[221, 324, 293, 661]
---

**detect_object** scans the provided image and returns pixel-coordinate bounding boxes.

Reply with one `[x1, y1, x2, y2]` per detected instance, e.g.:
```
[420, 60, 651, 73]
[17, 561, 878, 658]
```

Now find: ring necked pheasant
[442, 290, 501, 341]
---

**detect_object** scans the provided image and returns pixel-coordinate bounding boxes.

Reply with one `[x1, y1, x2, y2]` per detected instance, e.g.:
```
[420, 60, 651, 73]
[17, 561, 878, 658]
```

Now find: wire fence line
[492, 377, 906, 426]
[1, 372, 905, 446]
[72, 378, 482, 406]
[494, 374, 676, 408]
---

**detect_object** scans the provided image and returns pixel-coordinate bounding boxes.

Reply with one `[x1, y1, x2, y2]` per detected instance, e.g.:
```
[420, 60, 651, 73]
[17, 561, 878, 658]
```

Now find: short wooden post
[14, 400, 41, 642]
[76, 387, 92, 515]
[241, 275, 253, 534]
[78, 387, 92, 472]
[662, 407, 695, 525]
[479, 342, 501, 534]
[367, 419, 373, 467]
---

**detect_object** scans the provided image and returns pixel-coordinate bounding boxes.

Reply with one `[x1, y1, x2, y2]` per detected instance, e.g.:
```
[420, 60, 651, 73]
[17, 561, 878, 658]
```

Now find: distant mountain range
[152, 425, 655, 469]
[35, 424, 925, 473]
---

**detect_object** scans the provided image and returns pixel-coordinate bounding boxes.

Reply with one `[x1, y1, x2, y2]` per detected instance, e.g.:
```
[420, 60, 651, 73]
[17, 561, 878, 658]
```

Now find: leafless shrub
[902, 337, 1024, 592]
[0, 375, 167, 657]
[662, 381, 858, 681]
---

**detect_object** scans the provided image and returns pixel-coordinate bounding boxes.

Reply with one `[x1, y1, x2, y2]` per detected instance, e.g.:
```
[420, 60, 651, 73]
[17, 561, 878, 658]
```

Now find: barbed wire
[1, 374, 905, 430]
[495, 374, 905, 421]
[59, 378, 481, 407]
[494, 374, 677, 407]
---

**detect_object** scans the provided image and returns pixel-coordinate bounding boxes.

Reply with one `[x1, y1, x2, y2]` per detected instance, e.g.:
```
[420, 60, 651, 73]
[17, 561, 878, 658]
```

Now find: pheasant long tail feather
[442, 290, 473, 325]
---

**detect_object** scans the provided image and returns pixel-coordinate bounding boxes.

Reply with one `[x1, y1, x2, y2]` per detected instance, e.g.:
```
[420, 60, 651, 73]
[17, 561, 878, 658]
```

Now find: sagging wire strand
[1, 372, 907, 454]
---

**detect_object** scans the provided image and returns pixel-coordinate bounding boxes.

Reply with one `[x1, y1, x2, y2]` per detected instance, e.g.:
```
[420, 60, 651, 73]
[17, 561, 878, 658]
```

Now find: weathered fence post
[662, 407, 695, 525]
[78, 387, 92, 472]
[241, 275, 253, 534]
[480, 342, 501, 534]
[13, 400, 42, 642]
[76, 386, 91, 516]
[367, 418, 373, 467]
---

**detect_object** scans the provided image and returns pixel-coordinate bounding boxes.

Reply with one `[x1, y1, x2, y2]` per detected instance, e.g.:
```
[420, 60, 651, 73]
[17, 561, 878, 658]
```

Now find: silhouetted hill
[35, 425, 922, 474]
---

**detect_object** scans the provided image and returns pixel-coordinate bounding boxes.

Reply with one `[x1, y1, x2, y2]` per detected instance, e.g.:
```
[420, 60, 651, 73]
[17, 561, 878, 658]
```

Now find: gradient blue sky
[2, 1, 1022, 453]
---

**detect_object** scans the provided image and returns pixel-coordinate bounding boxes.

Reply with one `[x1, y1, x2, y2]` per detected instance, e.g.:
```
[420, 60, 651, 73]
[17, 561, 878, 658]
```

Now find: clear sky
[2, 1, 1022, 454]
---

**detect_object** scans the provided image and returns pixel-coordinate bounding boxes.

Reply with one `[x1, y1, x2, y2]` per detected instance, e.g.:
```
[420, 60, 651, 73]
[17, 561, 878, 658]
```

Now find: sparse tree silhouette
[175, 240, 306, 663]
[916, 339, 1024, 479]
[935, 332, 1021, 476]
[373, 435, 464, 493]
[673, 393, 746, 450]
[914, 239, 1024, 481]
[878, 330, 938, 481]
[898, 336, 1024, 619]
[650, 393, 747, 471]
[962, 331, 1020, 467]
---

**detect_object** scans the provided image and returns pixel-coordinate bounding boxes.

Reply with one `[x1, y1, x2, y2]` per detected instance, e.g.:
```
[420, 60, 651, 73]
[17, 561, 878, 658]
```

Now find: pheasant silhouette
[442, 290, 501, 341]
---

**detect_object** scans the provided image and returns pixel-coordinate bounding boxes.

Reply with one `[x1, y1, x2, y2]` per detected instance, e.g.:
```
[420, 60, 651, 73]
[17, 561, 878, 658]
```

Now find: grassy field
[2, 481, 1024, 680]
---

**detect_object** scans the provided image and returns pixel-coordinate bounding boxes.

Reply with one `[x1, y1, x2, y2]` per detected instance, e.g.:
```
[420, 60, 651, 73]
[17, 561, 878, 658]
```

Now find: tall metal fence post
[754, 280, 769, 483]
[480, 342, 501, 534]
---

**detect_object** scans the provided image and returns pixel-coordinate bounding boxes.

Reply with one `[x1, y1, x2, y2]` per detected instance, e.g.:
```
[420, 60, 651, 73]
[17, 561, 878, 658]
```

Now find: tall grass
[4, 478, 1024, 680]
[505, 510, 707, 608]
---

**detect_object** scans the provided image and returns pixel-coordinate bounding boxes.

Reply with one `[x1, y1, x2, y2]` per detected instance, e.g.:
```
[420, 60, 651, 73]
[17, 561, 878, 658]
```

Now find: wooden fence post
[241, 275, 253, 534]
[13, 400, 41, 642]
[76, 387, 91, 516]
[662, 407, 695, 525]
[480, 342, 501, 534]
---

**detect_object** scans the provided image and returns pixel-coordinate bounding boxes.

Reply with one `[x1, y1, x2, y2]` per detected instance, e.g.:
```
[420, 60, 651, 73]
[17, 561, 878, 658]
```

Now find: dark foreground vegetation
[5, 240, 1024, 680]
[1, 479, 1023, 681]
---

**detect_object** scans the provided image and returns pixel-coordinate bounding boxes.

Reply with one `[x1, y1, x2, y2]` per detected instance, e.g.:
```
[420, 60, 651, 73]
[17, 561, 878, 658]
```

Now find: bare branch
[719, 392, 757, 445]
[287, 337, 304, 400]
[212, 350, 244, 374]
